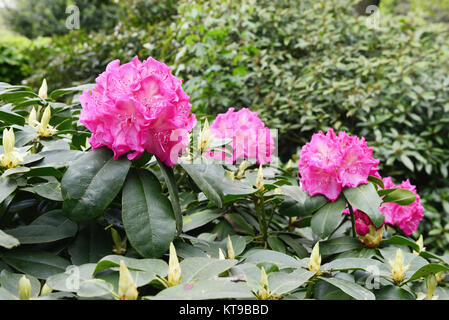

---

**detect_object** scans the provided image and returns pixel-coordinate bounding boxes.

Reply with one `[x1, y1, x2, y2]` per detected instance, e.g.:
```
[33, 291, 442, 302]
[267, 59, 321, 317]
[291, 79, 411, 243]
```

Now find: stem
[305, 280, 315, 299]
[348, 203, 357, 238]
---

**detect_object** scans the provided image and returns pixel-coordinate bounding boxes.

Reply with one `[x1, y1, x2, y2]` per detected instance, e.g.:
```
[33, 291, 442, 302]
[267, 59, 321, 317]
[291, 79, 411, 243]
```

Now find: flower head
[298, 129, 379, 201]
[205, 108, 274, 165]
[343, 207, 385, 248]
[79, 56, 196, 166]
[379, 177, 424, 236]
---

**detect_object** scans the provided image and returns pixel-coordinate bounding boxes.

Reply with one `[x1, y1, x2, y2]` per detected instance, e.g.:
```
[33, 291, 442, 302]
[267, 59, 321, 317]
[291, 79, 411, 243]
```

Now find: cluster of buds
[388, 249, 410, 284]
[0, 128, 27, 169]
[28, 106, 56, 137]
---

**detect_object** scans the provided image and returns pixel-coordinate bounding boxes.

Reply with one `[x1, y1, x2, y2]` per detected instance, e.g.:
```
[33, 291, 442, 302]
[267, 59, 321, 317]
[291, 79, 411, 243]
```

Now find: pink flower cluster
[298, 129, 379, 201]
[379, 177, 424, 236]
[206, 107, 275, 164]
[79, 56, 196, 166]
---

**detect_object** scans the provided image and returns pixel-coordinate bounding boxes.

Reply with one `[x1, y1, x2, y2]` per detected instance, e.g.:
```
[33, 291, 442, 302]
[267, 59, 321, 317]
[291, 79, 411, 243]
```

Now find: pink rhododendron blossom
[205, 107, 275, 164]
[379, 177, 424, 236]
[298, 129, 379, 201]
[79, 56, 196, 166]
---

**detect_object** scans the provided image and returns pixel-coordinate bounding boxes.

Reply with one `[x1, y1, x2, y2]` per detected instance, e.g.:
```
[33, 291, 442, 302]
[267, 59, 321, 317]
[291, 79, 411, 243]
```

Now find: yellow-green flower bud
[236, 160, 249, 179]
[167, 242, 182, 287]
[388, 249, 410, 284]
[226, 170, 235, 182]
[1, 128, 25, 169]
[413, 235, 425, 255]
[36, 106, 54, 137]
[425, 274, 438, 300]
[38, 79, 48, 99]
[309, 242, 321, 275]
[256, 164, 264, 191]
[28, 107, 37, 127]
[18, 275, 31, 300]
[218, 248, 226, 260]
[197, 119, 213, 152]
[41, 283, 53, 296]
[118, 260, 138, 300]
[436, 271, 445, 284]
[227, 235, 235, 260]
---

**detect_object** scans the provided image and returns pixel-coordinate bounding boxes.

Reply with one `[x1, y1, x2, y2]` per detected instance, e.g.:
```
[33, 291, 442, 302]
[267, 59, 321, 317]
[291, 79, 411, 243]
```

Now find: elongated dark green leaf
[374, 285, 415, 300]
[0, 177, 17, 204]
[122, 169, 176, 258]
[0, 110, 25, 126]
[182, 209, 222, 232]
[180, 163, 223, 208]
[21, 182, 63, 201]
[343, 183, 384, 228]
[279, 191, 328, 217]
[49, 84, 95, 99]
[382, 188, 416, 206]
[5, 210, 77, 244]
[61, 148, 131, 221]
[269, 269, 315, 295]
[320, 236, 362, 257]
[180, 257, 238, 283]
[1, 250, 70, 279]
[381, 235, 420, 252]
[319, 277, 375, 300]
[157, 158, 182, 235]
[311, 196, 346, 238]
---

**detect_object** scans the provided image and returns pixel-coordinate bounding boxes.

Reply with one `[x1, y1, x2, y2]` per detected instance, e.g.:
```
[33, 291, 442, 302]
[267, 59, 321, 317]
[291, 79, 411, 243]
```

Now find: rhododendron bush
[0, 57, 448, 301]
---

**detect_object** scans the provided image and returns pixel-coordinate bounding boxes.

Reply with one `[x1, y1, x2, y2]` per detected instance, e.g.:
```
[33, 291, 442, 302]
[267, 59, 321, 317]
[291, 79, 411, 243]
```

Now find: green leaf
[1, 250, 70, 279]
[406, 264, 449, 283]
[0, 177, 17, 204]
[311, 196, 346, 238]
[268, 269, 315, 295]
[0, 110, 25, 126]
[68, 223, 112, 265]
[150, 279, 253, 300]
[381, 235, 420, 252]
[243, 249, 304, 269]
[382, 188, 416, 206]
[320, 236, 362, 257]
[400, 154, 414, 171]
[21, 182, 63, 201]
[224, 213, 256, 235]
[47, 264, 96, 292]
[180, 257, 238, 283]
[279, 191, 327, 217]
[122, 169, 176, 258]
[62, 148, 131, 221]
[94, 255, 167, 280]
[182, 209, 222, 232]
[343, 183, 384, 228]
[49, 84, 95, 99]
[77, 279, 114, 298]
[0, 230, 19, 249]
[180, 162, 223, 208]
[368, 175, 384, 189]
[374, 285, 415, 300]
[319, 277, 375, 300]
[5, 210, 77, 244]
[278, 234, 308, 258]
[157, 158, 182, 235]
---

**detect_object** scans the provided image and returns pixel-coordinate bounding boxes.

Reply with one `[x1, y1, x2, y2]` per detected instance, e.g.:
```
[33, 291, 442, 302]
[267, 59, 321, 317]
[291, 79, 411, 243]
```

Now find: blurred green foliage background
[0, 0, 448, 253]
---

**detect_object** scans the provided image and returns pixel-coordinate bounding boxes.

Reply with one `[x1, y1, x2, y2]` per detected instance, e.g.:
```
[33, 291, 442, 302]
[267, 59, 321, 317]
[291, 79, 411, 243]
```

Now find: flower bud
[111, 228, 126, 255]
[414, 235, 425, 255]
[358, 224, 384, 248]
[226, 170, 235, 182]
[41, 283, 53, 296]
[388, 248, 410, 284]
[167, 242, 182, 287]
[309, 242, 322, 275]
[236, 160, 249, 179]
[256, 164, 264, 191]
[227, 235, 235, 260]
[38, 79, 48, 99]
[425, 274, 438, 300]
[118, 260, 138, 300]
[28, 107, 37, 127]
[255, 267, 281, 300]
[1, 128, 25, 169]
[436, 271, 445, 284]
[18, 275, 31, 300]
[197, 119, 213, 152]
[36, 106, 54, 137]
[218, 248, 226, 260]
